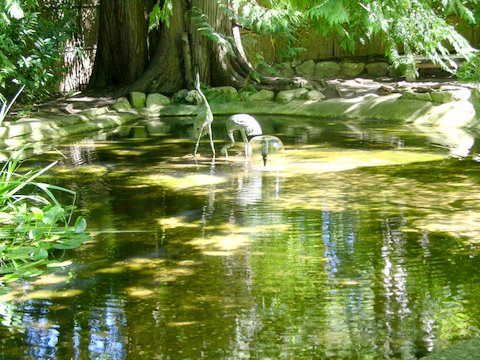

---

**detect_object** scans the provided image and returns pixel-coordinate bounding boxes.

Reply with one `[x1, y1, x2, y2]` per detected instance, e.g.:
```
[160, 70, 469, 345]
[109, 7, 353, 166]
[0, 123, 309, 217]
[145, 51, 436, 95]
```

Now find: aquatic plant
[0, 85, 24, 126]
[0, 145, 89, 284]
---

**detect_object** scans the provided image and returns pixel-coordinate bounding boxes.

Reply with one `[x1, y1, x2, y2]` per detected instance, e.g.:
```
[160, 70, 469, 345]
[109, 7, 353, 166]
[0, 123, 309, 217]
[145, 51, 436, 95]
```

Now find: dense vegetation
[0, 144, 89, 285]
[2, 0, 479, 99]
[0, 0, 75, 100]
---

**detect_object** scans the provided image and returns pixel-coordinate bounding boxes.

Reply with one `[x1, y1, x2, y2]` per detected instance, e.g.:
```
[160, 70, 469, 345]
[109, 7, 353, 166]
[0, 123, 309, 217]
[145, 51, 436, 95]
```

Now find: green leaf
[74, 216, 87, 234]
[34, 247, 49, 260]
[30, 207, 44, 221]
[46, 260, 72, 268]
[43, 205, 65, 225]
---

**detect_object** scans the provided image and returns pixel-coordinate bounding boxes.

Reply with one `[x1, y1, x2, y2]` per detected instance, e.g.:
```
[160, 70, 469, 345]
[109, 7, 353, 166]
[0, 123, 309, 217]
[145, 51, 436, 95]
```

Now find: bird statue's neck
[195, 74, 211, 112]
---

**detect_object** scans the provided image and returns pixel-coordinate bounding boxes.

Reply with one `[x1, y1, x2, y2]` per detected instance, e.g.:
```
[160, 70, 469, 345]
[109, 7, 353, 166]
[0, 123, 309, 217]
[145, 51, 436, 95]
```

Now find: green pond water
[2, 116, 480, 359]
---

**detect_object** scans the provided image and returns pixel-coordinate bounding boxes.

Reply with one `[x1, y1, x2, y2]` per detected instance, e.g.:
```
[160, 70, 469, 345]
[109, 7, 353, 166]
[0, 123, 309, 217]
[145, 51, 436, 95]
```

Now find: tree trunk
[88, 0, 151, 89]
[116, 0, 188, 96]
[89, 0, 311, 96]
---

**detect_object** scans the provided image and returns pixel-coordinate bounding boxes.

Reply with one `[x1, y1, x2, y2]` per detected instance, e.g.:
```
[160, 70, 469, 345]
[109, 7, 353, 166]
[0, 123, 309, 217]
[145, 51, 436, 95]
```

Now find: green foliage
[0, 145, 89, 284]
[149, 0, 173, 31]
[238, 1, 303, 35]
[192, 7, 235, 55]
[0, 0, 76, 100]
[456, 51, 480, 81]
[229, 0, 477, 72]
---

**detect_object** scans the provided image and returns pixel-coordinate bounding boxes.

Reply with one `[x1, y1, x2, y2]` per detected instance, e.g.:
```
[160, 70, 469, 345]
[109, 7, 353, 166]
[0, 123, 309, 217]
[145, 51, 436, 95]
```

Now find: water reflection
[2, 117, 480, 359]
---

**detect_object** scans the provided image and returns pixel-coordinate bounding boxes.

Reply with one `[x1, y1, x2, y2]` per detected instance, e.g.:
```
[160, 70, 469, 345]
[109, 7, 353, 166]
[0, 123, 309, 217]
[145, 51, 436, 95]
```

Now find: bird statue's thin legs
[207, 124, 215, 156]
[221, 114, 262, 159]
[240, 130, 250, 157]
[194, 130, 203, 156]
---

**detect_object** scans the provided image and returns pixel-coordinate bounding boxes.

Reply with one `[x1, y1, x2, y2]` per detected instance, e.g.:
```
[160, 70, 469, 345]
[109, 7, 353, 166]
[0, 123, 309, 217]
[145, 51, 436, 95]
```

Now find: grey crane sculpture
[193, 73, 215, 157]
[220, 114, 262, 159]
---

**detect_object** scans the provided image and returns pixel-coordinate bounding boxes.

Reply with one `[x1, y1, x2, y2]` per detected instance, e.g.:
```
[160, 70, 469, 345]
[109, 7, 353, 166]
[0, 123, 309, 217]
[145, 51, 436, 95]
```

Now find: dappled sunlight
[109, 149, 147, 157]
[95, 257, 167, 276]
[187, 234, 252, 255]
[166, 321, 199, 327]
[23, 289, 84, 301]
[151, 267, 196, 283]
[125, 173, 227, 189]
[54, 164, 110, 176]
[125, 286, 155, 298]
[277, 149, 446, 175]
[32, 274, 71, 286]
[158, 216, 201, 229]
[417, 212, 480, 240]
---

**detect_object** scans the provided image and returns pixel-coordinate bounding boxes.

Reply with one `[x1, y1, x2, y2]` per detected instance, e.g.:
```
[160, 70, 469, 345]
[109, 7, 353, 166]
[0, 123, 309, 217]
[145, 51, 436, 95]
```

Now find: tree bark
[88, 0, 150, 89]
[89, 0, 312, 96]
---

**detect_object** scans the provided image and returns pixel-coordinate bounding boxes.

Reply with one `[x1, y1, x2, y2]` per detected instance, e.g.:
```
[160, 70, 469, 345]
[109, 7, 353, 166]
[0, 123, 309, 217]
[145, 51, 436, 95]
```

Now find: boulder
[7, 122, 32, 138]
[146, 93, 171, 107]
[294, 88, 309, 99]
[111, 97, 131, 111]
[401, 91, 432, 102]
[365, 62, 390, 77]
[430, 91, 458, 104]
[256, 62, 276, 76]
[247, 89, 275, 101]
[274, 62, 295, 77]
[276, 89, 297, 103]
[296, 60, 316, 77]
[129, 91, 146, 108]
[306, 90, 326, 101]
[341, 62, 365, 77]
[315, 61, 341, 78]
[172, 89, 189, 103]
[80, 106, 110, 117]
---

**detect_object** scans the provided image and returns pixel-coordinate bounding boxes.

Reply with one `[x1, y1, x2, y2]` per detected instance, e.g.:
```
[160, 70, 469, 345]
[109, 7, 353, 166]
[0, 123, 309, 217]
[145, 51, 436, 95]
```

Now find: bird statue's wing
[229, 114, 262, 136]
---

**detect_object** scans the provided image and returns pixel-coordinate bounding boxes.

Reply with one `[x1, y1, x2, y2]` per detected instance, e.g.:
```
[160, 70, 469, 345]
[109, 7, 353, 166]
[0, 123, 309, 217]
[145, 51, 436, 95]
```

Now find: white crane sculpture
[193, 73, 215, 157]
[220, 113, 262, 159]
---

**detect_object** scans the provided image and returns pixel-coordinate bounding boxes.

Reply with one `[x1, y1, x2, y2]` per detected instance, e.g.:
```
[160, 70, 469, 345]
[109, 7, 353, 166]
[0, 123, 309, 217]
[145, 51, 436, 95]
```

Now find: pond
[1, 115, 480, 359]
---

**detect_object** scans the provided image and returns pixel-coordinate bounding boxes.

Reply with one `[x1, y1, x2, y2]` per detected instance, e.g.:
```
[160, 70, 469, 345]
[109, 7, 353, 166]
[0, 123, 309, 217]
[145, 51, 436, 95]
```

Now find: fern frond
[192, 8, 235, 55]
[148, 0, 173, 31]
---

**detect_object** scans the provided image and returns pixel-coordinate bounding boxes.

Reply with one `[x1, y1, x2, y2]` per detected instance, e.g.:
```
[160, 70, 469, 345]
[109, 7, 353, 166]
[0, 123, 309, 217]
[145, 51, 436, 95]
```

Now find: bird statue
[193, 72, 215, 157]
[220, 114, 262, 159]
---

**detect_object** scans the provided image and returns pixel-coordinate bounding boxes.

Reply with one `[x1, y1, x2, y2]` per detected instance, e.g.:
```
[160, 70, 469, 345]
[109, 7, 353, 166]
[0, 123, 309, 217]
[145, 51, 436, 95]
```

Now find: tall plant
[0, 145, 89, 284]
[0, 85, 24, 126]
[0, 0, 76, 100]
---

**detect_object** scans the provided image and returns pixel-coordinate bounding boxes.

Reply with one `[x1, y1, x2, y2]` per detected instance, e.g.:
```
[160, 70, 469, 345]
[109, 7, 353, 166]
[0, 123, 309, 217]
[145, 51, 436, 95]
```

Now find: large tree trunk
[88, 0, 151, 89]
[89, 0, 309, 96]
[117, 0, 189, 96]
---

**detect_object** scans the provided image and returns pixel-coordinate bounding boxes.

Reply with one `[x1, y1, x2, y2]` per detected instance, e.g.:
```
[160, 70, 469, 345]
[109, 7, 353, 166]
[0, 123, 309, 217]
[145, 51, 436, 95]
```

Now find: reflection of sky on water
[17, 294, 127, 360]
[87, 294, 127, 360]
[24, 303, 59, 360]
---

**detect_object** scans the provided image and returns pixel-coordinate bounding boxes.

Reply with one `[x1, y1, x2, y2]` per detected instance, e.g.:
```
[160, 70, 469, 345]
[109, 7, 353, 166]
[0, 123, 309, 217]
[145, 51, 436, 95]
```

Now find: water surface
[1, 116, 480, 359]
